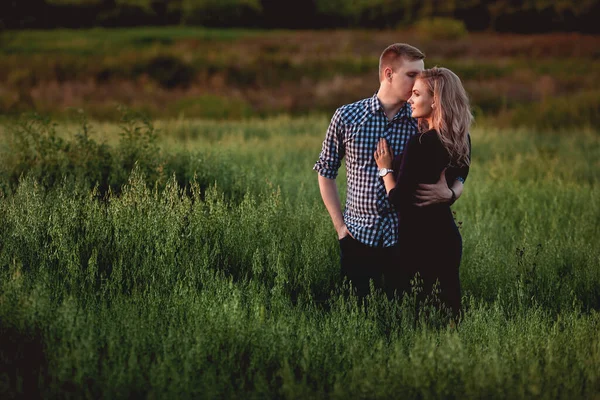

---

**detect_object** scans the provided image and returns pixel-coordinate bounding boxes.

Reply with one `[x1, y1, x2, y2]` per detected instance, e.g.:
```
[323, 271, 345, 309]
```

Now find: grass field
[1, 27, 599, 128]
[0, 114, 599, 398]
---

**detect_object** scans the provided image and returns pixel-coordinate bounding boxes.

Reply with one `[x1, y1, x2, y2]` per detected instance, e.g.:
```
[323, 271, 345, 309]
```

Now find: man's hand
[337, 224, 354, 240]
[414, 168, 452, 207]
[318, 175, 355, 240]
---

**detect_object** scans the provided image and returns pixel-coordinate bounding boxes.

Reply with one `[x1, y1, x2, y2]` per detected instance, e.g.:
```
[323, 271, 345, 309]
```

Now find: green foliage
[0, 116, 599, 397]
[510, 90, 600, 130]
[181, 0, 262, 13]
[315, 0, 372, 21]
[46, 0, 103, 4]
[134, 55, 196, 88]
[180, 0, 263, 25]
[169, 95, 254, 119]
[414, 17, 469, 40]
[0, 113, 112, 193]
[115, 0, 154, 10]
[0, 28, 598, 127]
[0, 27, 260, 56]
[314, 0, 441, 27]
[6, 0, 599, 31]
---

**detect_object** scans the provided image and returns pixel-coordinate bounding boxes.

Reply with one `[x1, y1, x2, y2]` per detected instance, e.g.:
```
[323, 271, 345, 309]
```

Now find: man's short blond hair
[379, 43, 425, 81]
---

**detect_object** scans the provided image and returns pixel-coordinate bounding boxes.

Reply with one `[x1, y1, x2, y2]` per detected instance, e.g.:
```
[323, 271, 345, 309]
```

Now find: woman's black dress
[388, 129, 470, 314]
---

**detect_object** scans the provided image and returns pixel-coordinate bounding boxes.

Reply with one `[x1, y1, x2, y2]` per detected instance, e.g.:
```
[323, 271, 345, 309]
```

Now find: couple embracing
[314, 43, 471, 315]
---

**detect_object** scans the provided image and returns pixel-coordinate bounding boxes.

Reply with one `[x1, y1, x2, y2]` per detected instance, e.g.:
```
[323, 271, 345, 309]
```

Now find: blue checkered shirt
[314, 94, 418, 248]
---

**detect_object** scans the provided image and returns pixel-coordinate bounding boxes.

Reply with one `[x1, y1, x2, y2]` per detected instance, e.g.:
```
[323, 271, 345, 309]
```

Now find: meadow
[1, 27, 599, 128]
[1, 112, 599, 399]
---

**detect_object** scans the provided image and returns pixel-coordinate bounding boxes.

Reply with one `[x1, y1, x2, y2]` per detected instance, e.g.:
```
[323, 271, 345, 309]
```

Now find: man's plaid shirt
[314, 94, 418, 248]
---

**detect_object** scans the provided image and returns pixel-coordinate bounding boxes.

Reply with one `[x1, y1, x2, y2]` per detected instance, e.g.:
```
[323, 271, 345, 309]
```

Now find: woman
[374, 67, 472, 315]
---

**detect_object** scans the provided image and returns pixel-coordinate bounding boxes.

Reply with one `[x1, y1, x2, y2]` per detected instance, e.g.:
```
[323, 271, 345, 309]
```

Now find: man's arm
[318, 175, 352, 240]
[414, 168, 463, 207]
[314, 107, 350, 239]
[414, 133, 470, 207]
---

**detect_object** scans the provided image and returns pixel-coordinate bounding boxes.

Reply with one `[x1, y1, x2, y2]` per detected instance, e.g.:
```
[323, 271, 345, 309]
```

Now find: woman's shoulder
[416, 129, 442, 146]
[416, 129, 449, 160]
[420, 128, 439, 138]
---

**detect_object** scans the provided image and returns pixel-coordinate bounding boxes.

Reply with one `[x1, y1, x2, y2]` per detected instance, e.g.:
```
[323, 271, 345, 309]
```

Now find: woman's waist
[399, 203, 452, 218]
[398, 205, 456, 228]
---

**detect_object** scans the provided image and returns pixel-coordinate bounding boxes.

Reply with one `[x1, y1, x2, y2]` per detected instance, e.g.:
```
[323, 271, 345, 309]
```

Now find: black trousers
[398, 221, 463, 315]
[339, 235, 401, 299]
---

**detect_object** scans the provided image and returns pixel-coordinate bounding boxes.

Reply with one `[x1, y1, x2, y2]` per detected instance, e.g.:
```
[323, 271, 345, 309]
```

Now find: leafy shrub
[0, 111, 256, 199]
[510, 90, 600, 130]
[111, 107, 161, 189]
[414, 17, 468, 40]
[180, 0, 263, 26]
[2, 114, 104, 191]
[134, 55, 196, 88]
[169, 95, 254, 119]
[0, 111, 157, 195]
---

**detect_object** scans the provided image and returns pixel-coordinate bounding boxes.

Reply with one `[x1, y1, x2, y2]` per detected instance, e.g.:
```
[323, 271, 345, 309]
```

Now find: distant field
[1, 115, 599, 398]
[0, 27, 264, 55]
[1, 27, 598, 128]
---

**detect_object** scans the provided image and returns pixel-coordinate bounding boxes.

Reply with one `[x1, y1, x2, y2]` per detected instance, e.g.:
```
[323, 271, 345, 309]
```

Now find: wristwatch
[378, 168, 393, 177]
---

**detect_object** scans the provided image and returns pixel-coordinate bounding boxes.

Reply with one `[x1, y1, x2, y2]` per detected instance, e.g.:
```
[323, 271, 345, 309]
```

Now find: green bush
[0, 114, 111, 193]
[168, 95, 254, 119]
[0, 112, 260, 199]
[134, 55, 196, 88]
[180, 0, 263, 26]
[510, 91, 600, 130]
[414, 17, 468, 40]
[0, 111, 161, 195]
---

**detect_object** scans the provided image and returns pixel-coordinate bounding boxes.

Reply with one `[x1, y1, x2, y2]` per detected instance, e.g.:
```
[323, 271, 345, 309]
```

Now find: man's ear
[381, 66, 393, 83]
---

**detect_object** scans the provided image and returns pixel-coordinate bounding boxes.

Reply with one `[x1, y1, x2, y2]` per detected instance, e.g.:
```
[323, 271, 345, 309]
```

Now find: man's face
[390, 58, 425, 102]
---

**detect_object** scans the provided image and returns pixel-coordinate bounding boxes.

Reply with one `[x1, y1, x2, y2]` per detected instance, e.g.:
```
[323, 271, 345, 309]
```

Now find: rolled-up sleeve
[313, 108, 345, 179]
[454, 134, 471, 184]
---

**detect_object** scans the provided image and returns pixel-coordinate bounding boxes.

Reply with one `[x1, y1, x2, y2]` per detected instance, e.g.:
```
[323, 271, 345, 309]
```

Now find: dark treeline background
[1, 0, 599, 33]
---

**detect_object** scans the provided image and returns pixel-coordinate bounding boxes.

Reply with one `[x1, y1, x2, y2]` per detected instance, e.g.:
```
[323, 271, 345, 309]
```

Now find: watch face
[378, 169, 388, 177]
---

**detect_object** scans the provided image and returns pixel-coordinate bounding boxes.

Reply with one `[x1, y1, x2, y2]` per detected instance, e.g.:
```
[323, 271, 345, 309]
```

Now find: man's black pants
[339, 235, 402, 299]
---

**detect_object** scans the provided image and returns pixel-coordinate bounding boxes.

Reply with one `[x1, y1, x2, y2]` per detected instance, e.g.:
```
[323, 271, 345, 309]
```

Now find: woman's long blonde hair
[417, 67, 472, 167]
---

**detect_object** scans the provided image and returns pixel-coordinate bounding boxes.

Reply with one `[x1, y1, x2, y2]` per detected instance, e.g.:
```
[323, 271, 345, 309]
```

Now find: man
[313, 43, 465, 298]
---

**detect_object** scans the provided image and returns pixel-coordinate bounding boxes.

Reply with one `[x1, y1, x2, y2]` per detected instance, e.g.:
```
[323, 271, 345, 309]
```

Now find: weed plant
[0, 115, 599, 398]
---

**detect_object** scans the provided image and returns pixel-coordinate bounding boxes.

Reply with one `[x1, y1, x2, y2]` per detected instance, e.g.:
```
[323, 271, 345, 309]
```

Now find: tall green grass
[1, 115, 599, 398]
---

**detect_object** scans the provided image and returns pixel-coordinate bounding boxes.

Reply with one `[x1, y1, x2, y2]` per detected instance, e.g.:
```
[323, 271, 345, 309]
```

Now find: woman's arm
[374, 138, 396, 194]
[375, 137, 419, 209]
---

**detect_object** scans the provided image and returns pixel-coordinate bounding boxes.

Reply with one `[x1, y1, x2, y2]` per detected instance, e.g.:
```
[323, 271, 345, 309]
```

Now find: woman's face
[408, 79, 433, 119]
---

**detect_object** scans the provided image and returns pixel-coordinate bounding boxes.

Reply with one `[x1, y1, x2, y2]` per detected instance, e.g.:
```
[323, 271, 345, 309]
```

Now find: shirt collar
[369, 93, 413, 120]
[368, 93, 383, 114]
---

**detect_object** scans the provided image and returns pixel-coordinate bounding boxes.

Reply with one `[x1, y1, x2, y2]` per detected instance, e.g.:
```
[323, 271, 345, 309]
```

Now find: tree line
[1, 0, 598, 33]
